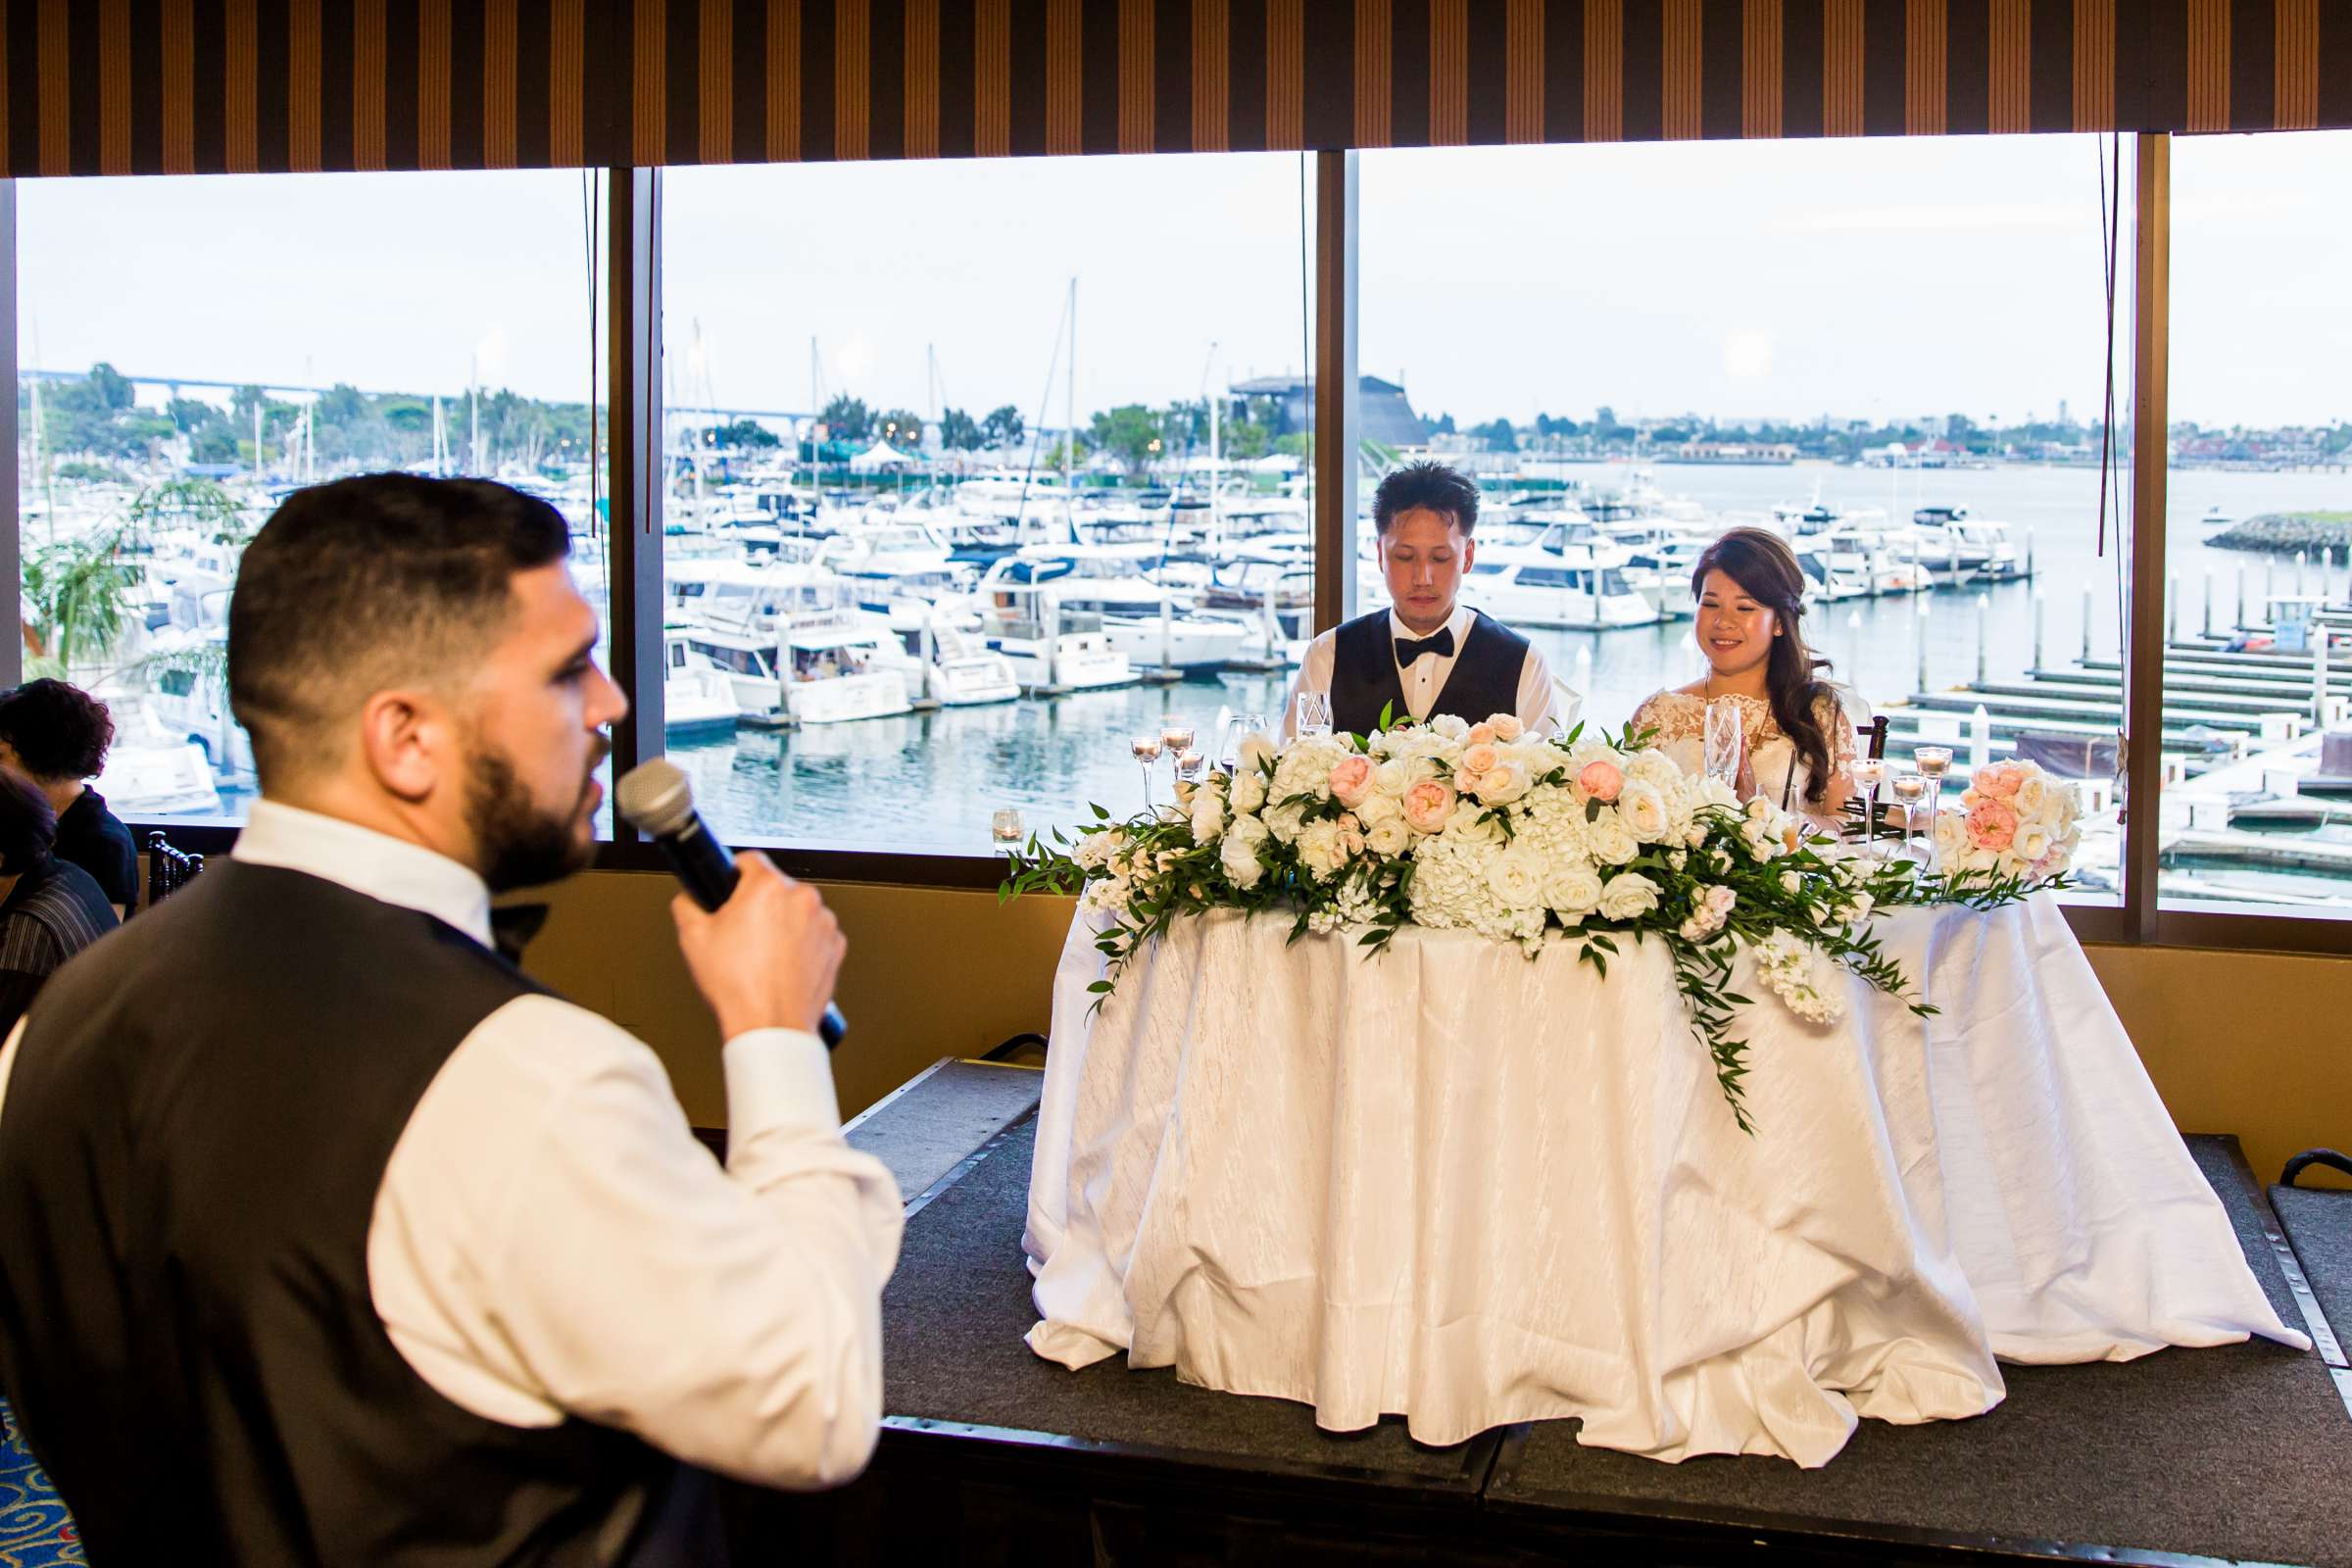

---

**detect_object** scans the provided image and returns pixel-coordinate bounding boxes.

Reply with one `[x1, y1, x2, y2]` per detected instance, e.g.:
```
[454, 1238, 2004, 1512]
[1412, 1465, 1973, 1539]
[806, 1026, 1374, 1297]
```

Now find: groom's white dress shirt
[1281, 602, 1578, 739]
[0, 800, 905, 1490]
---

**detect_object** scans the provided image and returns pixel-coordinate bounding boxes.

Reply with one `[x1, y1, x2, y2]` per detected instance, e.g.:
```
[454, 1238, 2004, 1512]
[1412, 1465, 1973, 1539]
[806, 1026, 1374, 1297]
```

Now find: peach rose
[1490, 713, 1525, 742]
[1460, 742, 1502, 778]
[1974, 762, 2023, 800]
[1327, 754, 1375, 808]
[1965, 798, 2020, 852]
[1401, 777, 1458, 834]
[1578, 760, 1624, 803]
[1465, 722, 1498, 748]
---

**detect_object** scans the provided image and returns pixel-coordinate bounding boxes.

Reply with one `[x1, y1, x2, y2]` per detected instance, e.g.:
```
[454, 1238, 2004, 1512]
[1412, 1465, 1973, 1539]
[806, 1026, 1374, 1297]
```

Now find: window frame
[7, 135, 2348, 955]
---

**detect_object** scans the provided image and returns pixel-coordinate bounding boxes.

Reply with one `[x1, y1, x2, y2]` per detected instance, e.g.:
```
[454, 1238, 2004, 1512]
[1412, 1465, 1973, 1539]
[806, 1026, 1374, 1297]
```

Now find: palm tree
[21, 530, 137, 677]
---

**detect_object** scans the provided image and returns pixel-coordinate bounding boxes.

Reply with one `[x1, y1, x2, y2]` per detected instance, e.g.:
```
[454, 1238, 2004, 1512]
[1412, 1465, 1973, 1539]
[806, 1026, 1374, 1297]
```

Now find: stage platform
[734, 1058, 2352, 1567]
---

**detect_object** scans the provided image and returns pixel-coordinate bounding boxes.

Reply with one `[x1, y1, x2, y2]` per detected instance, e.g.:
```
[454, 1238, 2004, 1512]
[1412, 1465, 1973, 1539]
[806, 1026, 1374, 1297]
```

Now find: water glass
[1131, 734, 1164, 808]
[1295, 690, 1334, 738]
[1890, 771, 1929, 861]
[1703, 700, 1745, 790]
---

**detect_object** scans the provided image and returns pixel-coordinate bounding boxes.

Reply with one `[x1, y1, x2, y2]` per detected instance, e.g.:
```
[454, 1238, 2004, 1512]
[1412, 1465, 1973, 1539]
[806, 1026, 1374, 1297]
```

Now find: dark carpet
[881, 1113, 1486, 1484]
[1493, 1137, 2350, 1567]
[2273, 1183, 2352, 1348]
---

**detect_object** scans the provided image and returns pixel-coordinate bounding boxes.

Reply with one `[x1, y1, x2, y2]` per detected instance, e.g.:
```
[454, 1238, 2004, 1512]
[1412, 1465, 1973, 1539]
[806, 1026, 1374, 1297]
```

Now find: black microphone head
[615, 759, 698, 838]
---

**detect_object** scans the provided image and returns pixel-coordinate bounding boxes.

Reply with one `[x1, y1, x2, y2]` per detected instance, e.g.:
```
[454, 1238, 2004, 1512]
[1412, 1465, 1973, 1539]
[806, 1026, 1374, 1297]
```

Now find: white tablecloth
[1022, 897, 2307, 1465]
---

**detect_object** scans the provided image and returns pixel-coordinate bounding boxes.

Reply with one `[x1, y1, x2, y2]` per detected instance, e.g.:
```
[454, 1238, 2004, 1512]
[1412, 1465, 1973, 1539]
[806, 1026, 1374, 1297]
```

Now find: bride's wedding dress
[1630, 689, 1857, 828]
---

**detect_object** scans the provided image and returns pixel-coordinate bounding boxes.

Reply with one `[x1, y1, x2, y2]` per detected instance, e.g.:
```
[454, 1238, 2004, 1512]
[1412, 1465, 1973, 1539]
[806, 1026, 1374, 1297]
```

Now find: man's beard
[465, 738, 607, 894]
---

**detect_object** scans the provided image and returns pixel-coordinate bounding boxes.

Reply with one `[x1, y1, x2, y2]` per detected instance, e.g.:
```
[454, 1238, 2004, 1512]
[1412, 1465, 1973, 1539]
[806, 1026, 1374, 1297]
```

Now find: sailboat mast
[1063, 277, 1076, 493]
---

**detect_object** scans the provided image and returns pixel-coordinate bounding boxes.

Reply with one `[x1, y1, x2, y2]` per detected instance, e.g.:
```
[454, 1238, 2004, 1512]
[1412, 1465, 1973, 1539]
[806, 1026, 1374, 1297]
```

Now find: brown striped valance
[4, 0, 2347, 179]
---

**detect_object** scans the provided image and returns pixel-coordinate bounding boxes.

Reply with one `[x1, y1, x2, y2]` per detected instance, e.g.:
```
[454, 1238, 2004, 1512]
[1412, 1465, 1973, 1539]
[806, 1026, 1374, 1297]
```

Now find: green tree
[819, 395, 873, 442]
[1223, 419, 1271, 461]
[939, 408, 984, 451]
[711, 416, 779, 450]
[875, 410, 925, 450]
[21, 531, 137, 677]
[1089, 404, 1165, 476]
[981, 405, 1025, 448]
[1471, 416, 1518, 452]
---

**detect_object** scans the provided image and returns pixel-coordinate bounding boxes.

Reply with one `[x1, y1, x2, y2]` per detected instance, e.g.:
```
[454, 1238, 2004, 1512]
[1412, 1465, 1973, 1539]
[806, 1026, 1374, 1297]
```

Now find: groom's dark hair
[1371, 461, 1480, 536]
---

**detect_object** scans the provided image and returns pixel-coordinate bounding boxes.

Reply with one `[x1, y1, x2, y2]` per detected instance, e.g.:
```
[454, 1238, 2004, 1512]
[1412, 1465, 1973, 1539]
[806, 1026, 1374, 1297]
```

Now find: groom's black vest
[0, 860, 720, 1567]
[1328, 608, 1533, 735]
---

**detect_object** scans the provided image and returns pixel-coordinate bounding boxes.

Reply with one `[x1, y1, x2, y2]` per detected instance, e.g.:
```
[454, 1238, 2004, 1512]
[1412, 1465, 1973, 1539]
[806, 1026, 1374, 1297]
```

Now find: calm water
[678, 462, 2352, 858]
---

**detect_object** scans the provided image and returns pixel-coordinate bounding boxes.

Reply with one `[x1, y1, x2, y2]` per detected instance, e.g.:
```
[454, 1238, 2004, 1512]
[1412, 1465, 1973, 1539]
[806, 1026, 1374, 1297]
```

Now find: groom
[1283, 461, 1578, 738]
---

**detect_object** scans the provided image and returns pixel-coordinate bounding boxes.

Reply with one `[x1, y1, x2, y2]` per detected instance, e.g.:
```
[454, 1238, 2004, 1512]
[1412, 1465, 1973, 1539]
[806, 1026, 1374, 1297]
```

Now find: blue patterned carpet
[0, 1403, 82, 1566]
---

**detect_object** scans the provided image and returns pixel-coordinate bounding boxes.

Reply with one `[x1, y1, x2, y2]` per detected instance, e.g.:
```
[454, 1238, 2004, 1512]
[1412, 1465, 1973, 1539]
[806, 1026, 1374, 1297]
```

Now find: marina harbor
[25, 445, 2352, 914]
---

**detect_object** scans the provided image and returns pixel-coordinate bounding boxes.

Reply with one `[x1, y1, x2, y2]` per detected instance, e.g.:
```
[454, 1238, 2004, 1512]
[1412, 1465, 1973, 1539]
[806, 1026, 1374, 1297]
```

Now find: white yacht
[982, 547, 1250, 673]
[1452, 541, 1661, 630]
[662, 633, 742, 736]
[1909, 504, 2024, 579]
[969, 576, 1135, 692]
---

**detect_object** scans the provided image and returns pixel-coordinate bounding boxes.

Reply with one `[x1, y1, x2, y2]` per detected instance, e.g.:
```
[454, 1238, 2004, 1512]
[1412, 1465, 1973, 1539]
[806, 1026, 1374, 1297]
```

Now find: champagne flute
[1295, 690, 1334, 738]
[1849, 757, 1887, 861]
[1131, 734, 1164, 808]
[1703, 699, 1745, 791]
[1912, 745, 1953, 841]
[1890, 771, 1928, 862]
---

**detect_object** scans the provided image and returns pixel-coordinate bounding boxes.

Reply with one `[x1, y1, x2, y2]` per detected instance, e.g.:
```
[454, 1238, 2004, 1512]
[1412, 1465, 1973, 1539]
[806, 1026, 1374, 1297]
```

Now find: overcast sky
[17, 127, 2345, 431]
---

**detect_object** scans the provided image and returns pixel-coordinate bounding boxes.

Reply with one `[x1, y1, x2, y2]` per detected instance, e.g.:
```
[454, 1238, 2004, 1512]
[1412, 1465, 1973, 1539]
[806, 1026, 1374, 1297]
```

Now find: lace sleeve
[1819, 693, 1857, 776]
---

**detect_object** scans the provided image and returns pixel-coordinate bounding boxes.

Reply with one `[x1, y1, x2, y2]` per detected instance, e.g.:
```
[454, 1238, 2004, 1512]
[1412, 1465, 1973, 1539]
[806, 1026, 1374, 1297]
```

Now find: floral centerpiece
[1003, 713, 2072, 1133]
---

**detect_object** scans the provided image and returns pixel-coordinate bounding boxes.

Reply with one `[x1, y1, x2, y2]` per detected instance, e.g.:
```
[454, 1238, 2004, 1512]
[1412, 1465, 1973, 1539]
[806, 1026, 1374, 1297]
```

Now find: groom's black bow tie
[1395, 627, 1455, 664]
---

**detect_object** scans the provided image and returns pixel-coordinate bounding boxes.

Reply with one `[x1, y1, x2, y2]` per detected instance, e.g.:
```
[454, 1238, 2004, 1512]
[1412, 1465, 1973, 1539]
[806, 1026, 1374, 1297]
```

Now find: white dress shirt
[1282, 602, 1578, 739]
[0, 800, 904, 1491]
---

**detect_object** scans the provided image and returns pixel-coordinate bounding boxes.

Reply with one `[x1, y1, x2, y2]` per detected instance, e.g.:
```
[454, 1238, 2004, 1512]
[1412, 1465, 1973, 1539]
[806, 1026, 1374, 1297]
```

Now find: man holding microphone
[0, 474, 900, 1563]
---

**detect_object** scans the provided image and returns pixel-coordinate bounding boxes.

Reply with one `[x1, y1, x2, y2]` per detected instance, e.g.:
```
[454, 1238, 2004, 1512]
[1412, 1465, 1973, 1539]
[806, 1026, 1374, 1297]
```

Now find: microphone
[615, 759, 847, 1051]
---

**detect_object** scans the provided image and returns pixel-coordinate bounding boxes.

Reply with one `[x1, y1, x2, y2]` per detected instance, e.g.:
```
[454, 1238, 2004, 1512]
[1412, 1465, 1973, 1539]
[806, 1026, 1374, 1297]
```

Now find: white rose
[1230, 769, 1268, 813]
[1296, 818, 1350, 881]
[1618, 781, 1672, 842]
[1474, 758, 1533, 805]
[1589, 814, 1639, 865]
[1366, 815, 1413, 857]
[1191, 791, 1228, 845]
[1356, 790, 1404, 828]
[2015, 826, 2053, 864]
[1596, 871, 1662, 921]
[1544, 860, 1605, 915]
[1219, 814, 1269, 888]
[1430, 713, 1471, 741]
[1486, 845, 1547, 908]
[1780, 870, 1802, 895]
[1373, 758, 1416, 797]
[1238, 734, 1277, 775]
[1489, 713, 1525, 741]
[2013, 773, 2049, 817]
[1446, 800, 1505, 844]
[1933, 810, 1968, 862]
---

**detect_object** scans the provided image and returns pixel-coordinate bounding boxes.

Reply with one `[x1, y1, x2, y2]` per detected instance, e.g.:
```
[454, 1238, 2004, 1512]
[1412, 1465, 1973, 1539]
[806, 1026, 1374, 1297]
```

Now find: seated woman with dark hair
[0, 772, 119, 1036]
[0, 679, 137, 916]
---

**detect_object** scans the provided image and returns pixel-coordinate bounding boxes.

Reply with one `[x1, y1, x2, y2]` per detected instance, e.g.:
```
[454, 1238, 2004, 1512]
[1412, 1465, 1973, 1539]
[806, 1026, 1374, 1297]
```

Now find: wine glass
[1295, 690, 1334, 738]
[1161, 722, 1197, 756]
[1848, 757, 1887, 861]
[1703, 699, 1744, 791]
[1131, 734, 1164, 808]
[1912, 745, 1953, 837]
[1889, 771, 1928, 861]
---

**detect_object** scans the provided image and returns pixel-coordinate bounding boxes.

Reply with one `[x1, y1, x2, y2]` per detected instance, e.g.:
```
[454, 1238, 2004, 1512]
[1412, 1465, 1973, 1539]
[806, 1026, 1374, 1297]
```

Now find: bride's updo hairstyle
[1690, 527, 1837, 806]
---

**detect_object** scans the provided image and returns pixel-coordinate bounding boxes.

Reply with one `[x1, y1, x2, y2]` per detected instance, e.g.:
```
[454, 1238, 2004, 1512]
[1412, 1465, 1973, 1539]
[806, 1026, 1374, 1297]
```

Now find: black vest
[1327, 609, 1533, 736]
[0, 860, 718, 1567]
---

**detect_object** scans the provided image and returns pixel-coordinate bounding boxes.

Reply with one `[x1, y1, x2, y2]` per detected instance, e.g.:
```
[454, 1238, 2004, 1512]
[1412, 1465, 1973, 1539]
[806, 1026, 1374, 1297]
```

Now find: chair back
[1868, 716, 1889, 760]
[145, 830, 206, 910]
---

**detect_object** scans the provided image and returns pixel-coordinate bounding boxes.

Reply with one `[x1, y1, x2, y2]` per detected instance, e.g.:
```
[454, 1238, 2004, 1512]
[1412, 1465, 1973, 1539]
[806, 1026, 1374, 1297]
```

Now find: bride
[1632, 527, 1857, 830]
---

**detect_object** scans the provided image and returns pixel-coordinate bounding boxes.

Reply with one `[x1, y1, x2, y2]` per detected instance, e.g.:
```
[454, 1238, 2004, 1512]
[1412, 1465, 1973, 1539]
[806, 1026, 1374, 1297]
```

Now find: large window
[16, 170, 609, 827]
[2160, 131, 2352, 916]
[1359, 135, 2132, 903]
[660, 153, 1311, 855]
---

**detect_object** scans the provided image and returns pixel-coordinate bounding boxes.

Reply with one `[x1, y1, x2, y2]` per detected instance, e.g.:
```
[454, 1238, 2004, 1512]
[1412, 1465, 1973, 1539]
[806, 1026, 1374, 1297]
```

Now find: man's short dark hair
[0, 770, 58, 876]
[0, 680, 118, 781]
[228, 474, 571, 787]
[1371, 461, 1480, 536]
